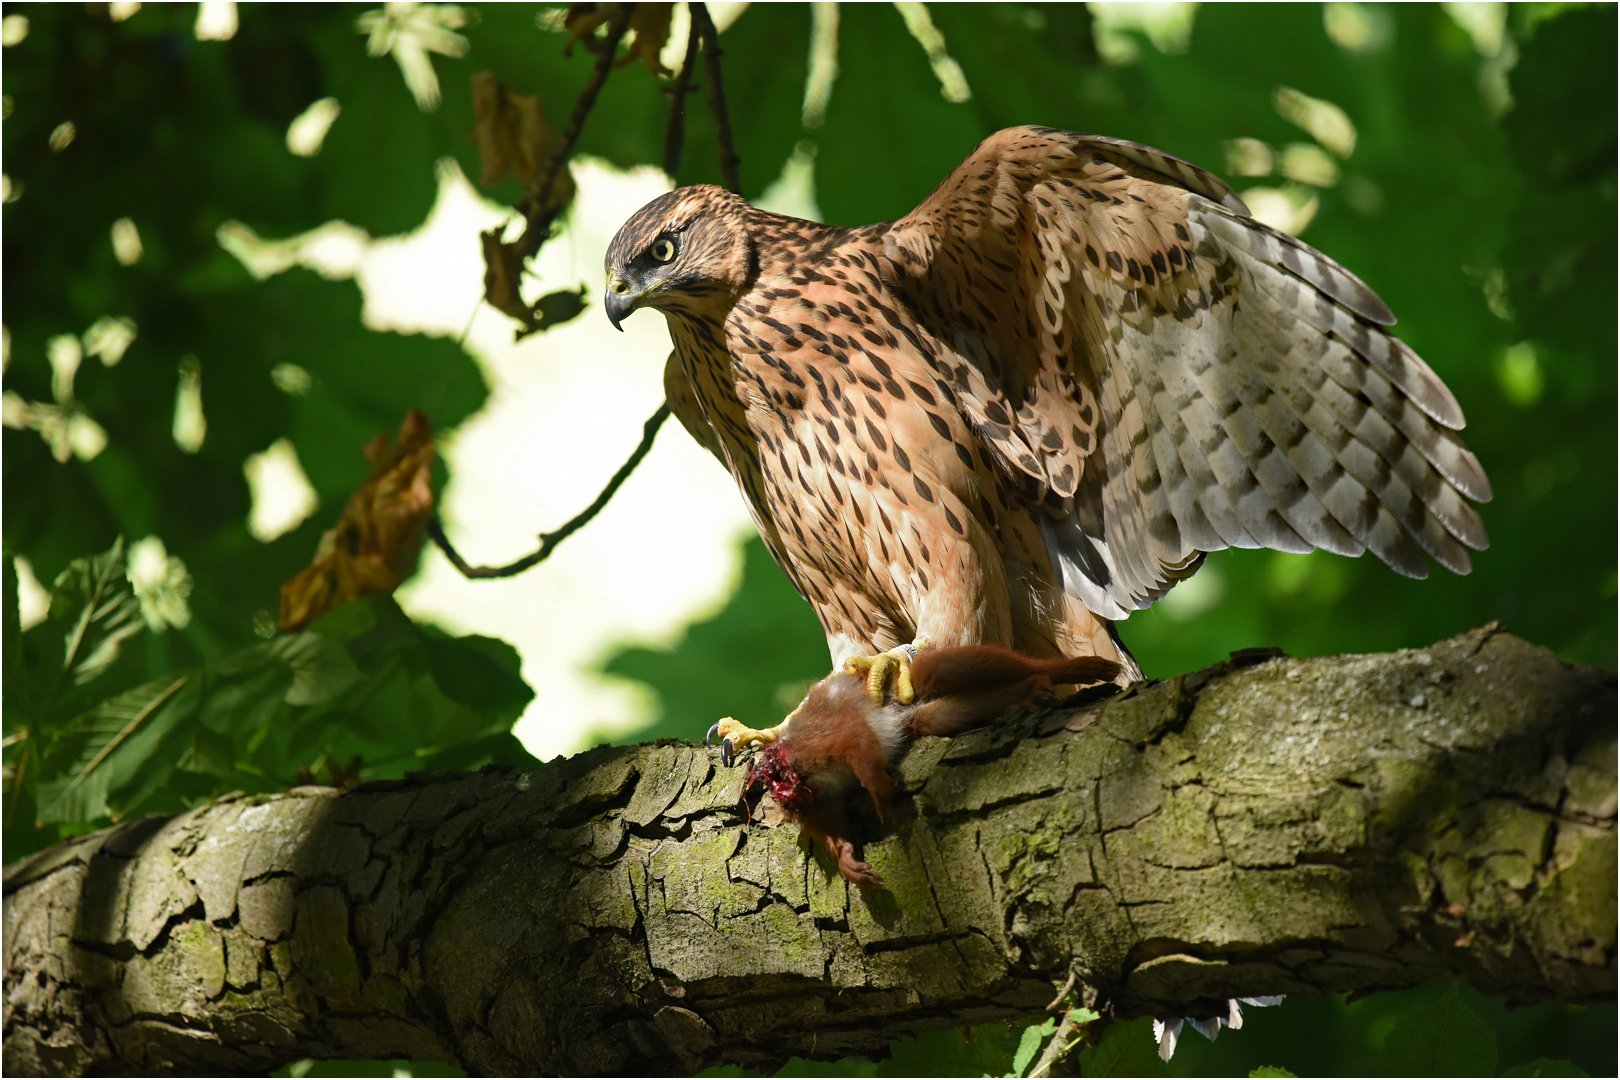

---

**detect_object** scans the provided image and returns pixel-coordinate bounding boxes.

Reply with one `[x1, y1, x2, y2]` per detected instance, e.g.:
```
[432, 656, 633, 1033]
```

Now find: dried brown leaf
[278, 410, 437, 633]
[563, 3, 673, 76]
[624, 4, 674, 77]
[468, 71, 575, 211]
[562, 3, 615, 55]
[480, 232, 589, 339]
[480, 226, 534, 326]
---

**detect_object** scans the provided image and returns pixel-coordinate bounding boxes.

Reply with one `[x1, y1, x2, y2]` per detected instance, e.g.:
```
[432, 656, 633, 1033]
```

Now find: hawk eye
[650, 236, 678, 263]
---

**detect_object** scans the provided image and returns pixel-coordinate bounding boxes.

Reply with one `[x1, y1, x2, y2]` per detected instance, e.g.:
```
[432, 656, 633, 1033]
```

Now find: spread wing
[882, 126, 1491, 620]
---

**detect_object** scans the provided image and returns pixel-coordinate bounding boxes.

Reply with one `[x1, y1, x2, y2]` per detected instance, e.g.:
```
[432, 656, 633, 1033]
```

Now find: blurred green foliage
[4, 539, 535, 846]
[695, 980, 1607, 1077]
[2, 2, 1613, 1077]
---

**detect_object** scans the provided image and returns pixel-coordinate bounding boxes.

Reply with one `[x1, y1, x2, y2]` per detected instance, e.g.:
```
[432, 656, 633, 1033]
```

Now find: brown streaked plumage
[605, 126, 1491, 683]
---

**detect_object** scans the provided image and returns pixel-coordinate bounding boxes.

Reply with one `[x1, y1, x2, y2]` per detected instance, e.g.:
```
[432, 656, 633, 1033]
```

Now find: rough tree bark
[4, 626, 1614, 1076]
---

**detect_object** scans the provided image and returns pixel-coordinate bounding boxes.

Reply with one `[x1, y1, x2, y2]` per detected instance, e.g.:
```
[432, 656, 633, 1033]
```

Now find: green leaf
[1250, 1068, 1297, 1078]
[1077, 1018, 1165, 1078]
[35, 674, 194, 824]
[419, 632, 534, 724]
[306, 596, 383, 643]
[874, 1025, 1020, 1077]
[4, 553, 23, 703]
[1381, 984, 1498, 1077]
[22, 582, 538, 829]
[274, 633, 365, 707]
[775, 1053, 879, 1076]
[177, 723, 237, 778]
[816, 4, 984, 226]
[1010, 1019, 1056, 1077]
[49, 538, 144, 687]
[34, 753, 114, 826]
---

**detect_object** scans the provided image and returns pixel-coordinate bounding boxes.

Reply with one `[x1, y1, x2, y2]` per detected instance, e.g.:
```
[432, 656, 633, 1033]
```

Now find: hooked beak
[604, 271, 642, 331]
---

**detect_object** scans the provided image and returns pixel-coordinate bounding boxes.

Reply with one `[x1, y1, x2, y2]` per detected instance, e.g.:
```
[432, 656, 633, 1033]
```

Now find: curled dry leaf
[561, 3, 614, 55]
[563, 2, 674, 76]
[278, 409, 436, 633]
[480, 228, 589, 340]
[469, 71, 575, 212]
[480, 225, 534, 326]
[470, 71, 591, 339]
[623, 3, 675, 77]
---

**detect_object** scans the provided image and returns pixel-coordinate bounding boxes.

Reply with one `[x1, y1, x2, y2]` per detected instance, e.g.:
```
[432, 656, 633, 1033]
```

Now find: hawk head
[603, 185, 752, 330]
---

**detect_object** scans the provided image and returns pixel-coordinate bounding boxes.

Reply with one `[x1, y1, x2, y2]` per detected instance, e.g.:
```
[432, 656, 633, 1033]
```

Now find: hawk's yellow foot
[705, 716, 781, 768]
[842, 637, 931, 705]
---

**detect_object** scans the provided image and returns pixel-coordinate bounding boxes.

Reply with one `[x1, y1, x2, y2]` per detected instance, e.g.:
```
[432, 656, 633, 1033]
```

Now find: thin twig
[690, 2, 741, 193]
[1045, 969, 1077, 1012]
[427, 403, 672, 580]
[456, 295, 483, 350]
[662, 14, 702, 176]
[520, 3, 637, 258]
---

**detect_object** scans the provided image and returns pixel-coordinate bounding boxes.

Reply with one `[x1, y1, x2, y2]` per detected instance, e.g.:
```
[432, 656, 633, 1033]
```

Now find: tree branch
[514, 3, 635, 260]
[691, 3, 741, 193]
[662, 12, 703, 177]
[4, 627, 1614, 1076]
[426, 402, 671, 580]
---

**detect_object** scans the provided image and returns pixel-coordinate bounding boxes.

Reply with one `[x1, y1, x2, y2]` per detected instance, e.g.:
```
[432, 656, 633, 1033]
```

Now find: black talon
[720, 738, 736, 769]
[704, 721, 722, 747]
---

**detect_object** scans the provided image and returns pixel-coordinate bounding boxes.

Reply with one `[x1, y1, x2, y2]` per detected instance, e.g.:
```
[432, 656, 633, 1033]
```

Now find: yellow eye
[650, 237, 677, 263]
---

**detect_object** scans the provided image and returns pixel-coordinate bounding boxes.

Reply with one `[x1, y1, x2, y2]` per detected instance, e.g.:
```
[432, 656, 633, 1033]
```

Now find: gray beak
[604, 271, 639, 331]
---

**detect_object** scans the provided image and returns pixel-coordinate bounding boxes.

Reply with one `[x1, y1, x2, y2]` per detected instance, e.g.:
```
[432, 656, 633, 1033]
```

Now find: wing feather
[1193, 200, 1468, 430]
[1187, 194, 1397, 325]
[1220, 238, 1491, 564]
[884, 126, 1490, 616]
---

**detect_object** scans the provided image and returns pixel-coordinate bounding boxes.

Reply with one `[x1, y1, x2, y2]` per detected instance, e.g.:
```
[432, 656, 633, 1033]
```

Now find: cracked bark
[4, 626, 1614, 1076]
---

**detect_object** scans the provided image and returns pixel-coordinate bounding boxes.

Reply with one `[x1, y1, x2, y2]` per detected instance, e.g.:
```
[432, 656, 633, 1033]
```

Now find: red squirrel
[707, 645, 1120, 886]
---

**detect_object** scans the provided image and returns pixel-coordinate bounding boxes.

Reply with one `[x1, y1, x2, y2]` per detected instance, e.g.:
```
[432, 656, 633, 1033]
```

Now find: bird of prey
[604, 126, 1490, 729]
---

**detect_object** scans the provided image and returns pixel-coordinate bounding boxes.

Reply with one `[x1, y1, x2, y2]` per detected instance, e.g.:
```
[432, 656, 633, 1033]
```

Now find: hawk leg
[842, 637, 932, 704]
